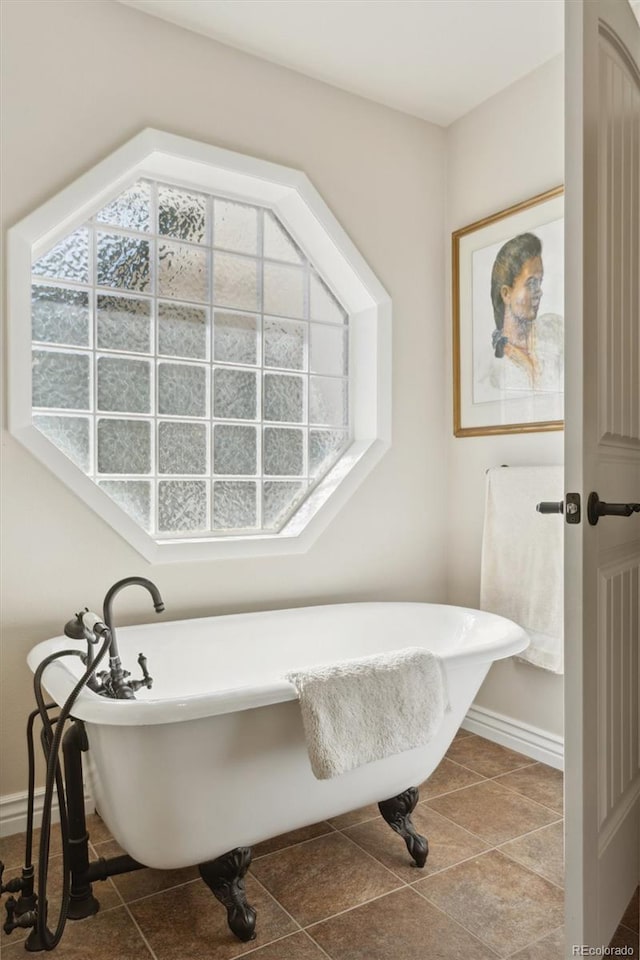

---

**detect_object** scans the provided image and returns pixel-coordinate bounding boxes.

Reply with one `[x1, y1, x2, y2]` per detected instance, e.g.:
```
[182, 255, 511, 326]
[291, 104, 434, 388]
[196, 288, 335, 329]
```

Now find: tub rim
[27, 601, 529, 726]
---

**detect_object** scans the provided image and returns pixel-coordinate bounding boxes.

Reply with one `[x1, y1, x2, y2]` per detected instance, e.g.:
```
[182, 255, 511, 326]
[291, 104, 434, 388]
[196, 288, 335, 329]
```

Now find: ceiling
[119, 0, 566, 127]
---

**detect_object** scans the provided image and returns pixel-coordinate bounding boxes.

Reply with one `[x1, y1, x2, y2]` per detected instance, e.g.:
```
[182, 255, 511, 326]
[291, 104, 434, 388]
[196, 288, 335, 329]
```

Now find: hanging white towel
[481, 465, 564, 674]
[285, 648, 448, 780]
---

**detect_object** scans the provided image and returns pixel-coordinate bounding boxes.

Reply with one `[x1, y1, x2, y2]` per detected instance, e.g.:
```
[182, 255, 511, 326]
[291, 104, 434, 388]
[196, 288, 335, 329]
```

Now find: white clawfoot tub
[29, 602, 528, 871]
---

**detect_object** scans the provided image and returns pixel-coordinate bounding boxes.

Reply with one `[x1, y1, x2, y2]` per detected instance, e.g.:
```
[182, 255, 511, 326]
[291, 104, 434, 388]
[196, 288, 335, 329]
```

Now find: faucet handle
[130, 652, 153, 692]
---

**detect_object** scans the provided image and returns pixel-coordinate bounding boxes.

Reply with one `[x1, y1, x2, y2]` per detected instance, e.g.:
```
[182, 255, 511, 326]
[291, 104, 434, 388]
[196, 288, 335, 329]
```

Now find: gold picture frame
[452, 186, 565, 437]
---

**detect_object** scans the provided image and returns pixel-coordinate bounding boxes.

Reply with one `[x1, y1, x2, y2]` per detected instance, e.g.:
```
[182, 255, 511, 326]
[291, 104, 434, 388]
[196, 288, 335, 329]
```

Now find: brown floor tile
[509, 926, 564, 960]
[446, 737, 535, 778]
[0, 822, 63, 870]
[308, 886, 497, 960]
[250, 832, 400, 927]
[414, 850, 564, 958]
[93, 839, 198, 902]
[427, 780, 560, 846]
[253, 822, 334, 858]
[86, 811, 113, 845]
[0, 905, 153, 959]
[328, 804, 380, 830]
[419, 757, 486, 800]
[1, 850, 121, 949]
[494, 763, 564, 815]
[499, 821, 563, 888]
[130, 875, 297, 960]
[622, 888, 640, 933]
[241, 931, 329, 959]
[610, 923, 639, 959]
[452, 728, 475, 742]
[346, 805, 488, 882]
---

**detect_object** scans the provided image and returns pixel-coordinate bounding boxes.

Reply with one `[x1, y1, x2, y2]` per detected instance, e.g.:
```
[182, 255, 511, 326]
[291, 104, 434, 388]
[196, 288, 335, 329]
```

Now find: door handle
[587, 492, 640, 526]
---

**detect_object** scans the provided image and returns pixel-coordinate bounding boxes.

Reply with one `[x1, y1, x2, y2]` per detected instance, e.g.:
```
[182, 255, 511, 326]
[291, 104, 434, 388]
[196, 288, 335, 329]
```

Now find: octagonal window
[9, 131, 390, 561]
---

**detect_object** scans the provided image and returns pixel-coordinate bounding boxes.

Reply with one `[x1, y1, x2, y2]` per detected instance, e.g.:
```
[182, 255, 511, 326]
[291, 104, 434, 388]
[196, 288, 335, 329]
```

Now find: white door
[564, 0, 640, 950]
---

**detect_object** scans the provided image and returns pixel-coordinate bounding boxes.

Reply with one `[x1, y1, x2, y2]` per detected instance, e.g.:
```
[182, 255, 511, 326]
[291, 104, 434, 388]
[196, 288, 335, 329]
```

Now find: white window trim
[8, 129, 391, 563]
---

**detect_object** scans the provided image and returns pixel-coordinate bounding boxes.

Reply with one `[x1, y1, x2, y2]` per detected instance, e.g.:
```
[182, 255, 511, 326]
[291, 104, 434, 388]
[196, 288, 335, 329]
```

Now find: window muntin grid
[30, 179, 350, 539]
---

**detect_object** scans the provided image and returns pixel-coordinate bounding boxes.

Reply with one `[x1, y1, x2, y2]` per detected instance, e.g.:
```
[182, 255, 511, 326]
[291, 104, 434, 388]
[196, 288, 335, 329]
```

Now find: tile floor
[1, 730, 638, 959]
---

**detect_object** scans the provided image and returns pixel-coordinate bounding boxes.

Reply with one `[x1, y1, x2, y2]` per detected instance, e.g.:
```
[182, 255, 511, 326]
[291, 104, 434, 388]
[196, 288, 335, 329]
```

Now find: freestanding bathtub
[29, 602, 527, 873]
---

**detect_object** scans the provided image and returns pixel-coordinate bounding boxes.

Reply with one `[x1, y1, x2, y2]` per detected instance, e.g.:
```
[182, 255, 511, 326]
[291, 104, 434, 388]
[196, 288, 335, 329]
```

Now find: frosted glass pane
[97, 295, 151, 354]
[32, 350, 90, 410]
[158, 480, 207, 533]
[96, 181, 150, 233]
[212, 481, 257, 529]
[263, 480, 305, 529]
[97, 419, 151, 474]
[158, 302, 208, 360]
[310, 270, 347, 324]
[97, 233, 150, 292]
[214, 200, 258, 254]
[158, 241, 208, 303]
[97, 356, 151, 413]
[310, 323, 347, 377]
[309, 377, 348, 426]
[158, 362, 207, 417]
[33, 229, 89, 284]
[213, 424, 257, 476]
[33, 415, 90, 472]
[32, 285, 90, 346]
[263, 211, 302, 264]
[99, 480, 151, 531]
[310, 429, 348, 477]
[158, 186, 207, 244]
[213, 312, 258, 366]
[213, 368, 257, 420]
[264, 317, 305, 370]
[264, 373, 304, 423]
[158, 421, 207, 475]
[263, 427, 304, 476]
[214, 253, 259, 312]
[263, 262, 305, 320]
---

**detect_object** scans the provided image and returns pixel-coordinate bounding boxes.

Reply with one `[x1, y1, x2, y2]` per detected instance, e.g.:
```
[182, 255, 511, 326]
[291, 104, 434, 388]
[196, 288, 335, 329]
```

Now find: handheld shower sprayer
[0, 577, 166, 951]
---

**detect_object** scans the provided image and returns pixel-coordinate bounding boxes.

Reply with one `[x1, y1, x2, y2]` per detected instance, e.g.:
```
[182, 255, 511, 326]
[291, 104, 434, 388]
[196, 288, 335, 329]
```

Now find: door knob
[587, 492, 640, 526]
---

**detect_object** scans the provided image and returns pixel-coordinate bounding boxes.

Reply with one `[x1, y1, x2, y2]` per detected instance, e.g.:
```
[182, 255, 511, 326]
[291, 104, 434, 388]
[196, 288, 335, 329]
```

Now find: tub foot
[199, 847, 256, 942]
[378, 786, 428, 868]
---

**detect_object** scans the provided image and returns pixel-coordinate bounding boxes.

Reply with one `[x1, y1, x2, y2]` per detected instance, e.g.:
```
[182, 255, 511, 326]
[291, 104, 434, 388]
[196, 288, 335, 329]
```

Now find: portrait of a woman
[485, 232, 563, 397]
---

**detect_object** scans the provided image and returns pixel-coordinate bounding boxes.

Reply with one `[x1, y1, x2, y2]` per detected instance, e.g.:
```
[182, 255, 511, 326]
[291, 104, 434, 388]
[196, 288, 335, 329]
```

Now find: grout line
[246, 870, 304, 934]
[337, 827, 411, 886]
[301, 927, 334, 959]
[402, 887, 503, 958]
[425, 775, 564, 825]
[303, 884, 407, 930]
[116, 876, 200, 907]
[252, 826, 335, 861]
[120, 901, 159, 960]
[502, 924, 563, 958]
[233, 930, 304, 959]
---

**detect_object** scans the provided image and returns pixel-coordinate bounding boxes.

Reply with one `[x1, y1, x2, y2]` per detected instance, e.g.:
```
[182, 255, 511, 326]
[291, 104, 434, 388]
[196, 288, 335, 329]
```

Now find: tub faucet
[102, 577, 165, 700]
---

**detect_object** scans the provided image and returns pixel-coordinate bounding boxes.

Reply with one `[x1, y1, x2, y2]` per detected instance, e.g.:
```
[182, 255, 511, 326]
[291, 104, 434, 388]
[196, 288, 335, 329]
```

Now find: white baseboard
[0, 787, 94, 839]
[462, 704, 564, 770]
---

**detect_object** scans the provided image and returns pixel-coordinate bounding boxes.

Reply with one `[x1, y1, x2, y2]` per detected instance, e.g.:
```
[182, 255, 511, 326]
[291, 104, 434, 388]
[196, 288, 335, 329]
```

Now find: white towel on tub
[481, 465, 564, 674]
[285, 647, 448, 780]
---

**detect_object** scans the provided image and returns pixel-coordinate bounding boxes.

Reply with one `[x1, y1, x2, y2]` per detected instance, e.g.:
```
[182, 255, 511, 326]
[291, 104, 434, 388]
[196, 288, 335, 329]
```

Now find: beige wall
[446, 56, 565, 737]
[0, 1, 449, 795]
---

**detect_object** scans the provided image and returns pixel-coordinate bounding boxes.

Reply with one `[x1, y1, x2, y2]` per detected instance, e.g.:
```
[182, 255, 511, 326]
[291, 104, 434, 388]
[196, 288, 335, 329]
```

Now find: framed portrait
[452, 187, 564, 437]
